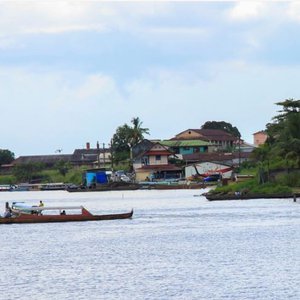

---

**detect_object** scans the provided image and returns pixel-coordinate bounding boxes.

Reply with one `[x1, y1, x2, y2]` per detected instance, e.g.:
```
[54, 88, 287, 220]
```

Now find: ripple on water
[0, 190, 300, 299]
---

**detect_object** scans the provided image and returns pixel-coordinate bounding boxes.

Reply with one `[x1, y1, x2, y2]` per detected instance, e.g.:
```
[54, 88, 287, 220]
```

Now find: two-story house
[132, 140, 182, 181]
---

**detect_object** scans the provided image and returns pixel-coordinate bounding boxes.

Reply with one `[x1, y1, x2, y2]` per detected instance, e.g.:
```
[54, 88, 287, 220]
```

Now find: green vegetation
[212, 178, 292, 195]
[0, 149, 15, 165]
[13, 163, 46, 183]
[201, 120, 241, 138]
[0, 116, 149, 185]
[0, 166, 84, 185]
[111, 117, 150, 168]
[210, 99, 300, 196]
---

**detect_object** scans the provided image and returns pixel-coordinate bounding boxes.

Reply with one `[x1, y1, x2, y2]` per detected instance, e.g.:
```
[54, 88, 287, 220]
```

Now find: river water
[0, 189, 300, 300]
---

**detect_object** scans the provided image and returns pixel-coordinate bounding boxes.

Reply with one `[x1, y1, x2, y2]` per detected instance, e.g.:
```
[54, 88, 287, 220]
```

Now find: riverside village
[1, 123, 258, 192]
[1, 99, 299, 200]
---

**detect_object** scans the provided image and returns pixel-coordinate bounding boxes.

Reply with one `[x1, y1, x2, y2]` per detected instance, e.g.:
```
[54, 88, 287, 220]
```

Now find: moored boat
[0, 203, 133, 224]
[204, 192, 299, 201]
[67, 182, 140, 192]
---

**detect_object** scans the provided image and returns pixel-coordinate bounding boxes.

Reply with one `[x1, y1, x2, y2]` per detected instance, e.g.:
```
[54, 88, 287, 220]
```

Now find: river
[1, 189, 300, 300]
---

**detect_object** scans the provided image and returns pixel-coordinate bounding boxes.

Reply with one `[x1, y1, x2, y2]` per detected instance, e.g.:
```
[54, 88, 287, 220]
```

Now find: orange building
[253, 131, 267, 146]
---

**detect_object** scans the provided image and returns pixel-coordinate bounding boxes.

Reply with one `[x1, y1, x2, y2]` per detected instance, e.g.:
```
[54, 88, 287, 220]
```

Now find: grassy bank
[211, 178, 293, 196]
[0, 167, 84, 185]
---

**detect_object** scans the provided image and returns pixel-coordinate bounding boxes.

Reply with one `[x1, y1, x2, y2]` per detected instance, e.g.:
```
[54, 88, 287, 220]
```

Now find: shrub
[213, 179, 292, 195]
[276, 171, 300, 187]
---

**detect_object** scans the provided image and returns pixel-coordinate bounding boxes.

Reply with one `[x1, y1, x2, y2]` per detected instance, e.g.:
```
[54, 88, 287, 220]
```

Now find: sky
[1, 1, 300, 156]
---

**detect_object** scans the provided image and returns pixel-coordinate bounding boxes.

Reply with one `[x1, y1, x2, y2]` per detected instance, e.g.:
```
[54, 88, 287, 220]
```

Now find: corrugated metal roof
[160, 140, 211, 147]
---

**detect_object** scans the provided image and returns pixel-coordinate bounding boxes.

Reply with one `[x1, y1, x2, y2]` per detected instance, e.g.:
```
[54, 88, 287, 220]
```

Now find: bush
[213, 178, 292, 195]
[0, 175, 16, 184]
[276, 171, 300, 187]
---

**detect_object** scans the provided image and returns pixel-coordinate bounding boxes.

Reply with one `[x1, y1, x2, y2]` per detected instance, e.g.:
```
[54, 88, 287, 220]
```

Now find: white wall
[185, 162, 233, 179]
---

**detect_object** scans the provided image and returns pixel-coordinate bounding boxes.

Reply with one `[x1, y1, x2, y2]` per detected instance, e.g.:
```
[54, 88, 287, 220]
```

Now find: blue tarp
[85, 171, 108, 186]
[86, 173, 96, 186]
[96, 172, 108, 184]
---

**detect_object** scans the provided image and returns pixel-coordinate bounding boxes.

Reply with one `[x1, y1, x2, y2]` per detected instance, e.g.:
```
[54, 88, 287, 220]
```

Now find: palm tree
[129, 117, 150, 148]
[111, 117, 150, 168]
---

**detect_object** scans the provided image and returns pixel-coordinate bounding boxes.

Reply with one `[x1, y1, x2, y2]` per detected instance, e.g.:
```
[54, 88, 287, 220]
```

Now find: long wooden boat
[0, 204, 133, 224]
[67, 182, 140, 192]
[204, 192, 299, 201]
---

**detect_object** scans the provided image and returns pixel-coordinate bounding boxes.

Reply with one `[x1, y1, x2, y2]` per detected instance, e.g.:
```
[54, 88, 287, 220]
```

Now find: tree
[55, 160, 71, 177]
[13, 163, 45, 182]
[201, 121, 241, 138]
[251, 144, 270, 183]
[111, 117, 150, 165]
[129, 117, 150, 148]
[266, 98, 300, 167]
[0, 149, 15, 165]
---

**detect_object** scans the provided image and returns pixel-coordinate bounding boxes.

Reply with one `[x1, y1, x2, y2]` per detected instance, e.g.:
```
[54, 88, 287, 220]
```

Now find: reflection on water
[1, 189, 300, 300]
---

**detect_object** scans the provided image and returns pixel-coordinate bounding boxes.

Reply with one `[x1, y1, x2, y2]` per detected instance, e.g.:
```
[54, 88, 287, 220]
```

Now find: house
[172, 129, 238, 151]
[70, 142, 111, 168]
[253, 131, 267, 146]
[132, 139, 182, 181]
[160, 139, 212, 155]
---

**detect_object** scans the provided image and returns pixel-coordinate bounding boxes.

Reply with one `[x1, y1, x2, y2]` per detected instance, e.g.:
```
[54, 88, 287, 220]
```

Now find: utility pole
[238, 135, 241, 168]
[97, 141, 100, 168]
[110, 139, 114, 171]
[103, 143, 105, 169]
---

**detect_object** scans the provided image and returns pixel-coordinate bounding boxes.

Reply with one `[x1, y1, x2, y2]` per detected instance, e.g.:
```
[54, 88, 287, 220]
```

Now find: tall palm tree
[129, 117, 150, 148]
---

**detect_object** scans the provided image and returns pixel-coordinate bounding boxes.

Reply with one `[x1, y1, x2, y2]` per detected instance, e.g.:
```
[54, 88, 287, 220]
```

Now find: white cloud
[286, 2, 300, 22]
[0, 1, 171, 37]
[227, 2, 268, 21]
[145, 26, 208, 36]
[0, 2, 111, 38]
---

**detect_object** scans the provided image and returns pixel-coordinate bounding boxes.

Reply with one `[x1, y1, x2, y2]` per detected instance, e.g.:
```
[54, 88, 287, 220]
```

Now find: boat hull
[67, 183, 140, 192]
[205, 193, 299, 201]
[0, 210, 133, 224]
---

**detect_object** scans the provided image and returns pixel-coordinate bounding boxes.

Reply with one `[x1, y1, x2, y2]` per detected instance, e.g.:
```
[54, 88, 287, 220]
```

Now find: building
[185, 162, 234, 179]
[160, 139, 212, 155]
[12, 142, 112, 170]
[253, 131, 267, 146]
[132, 139, 182, 181]
[172, 129, 238, 151]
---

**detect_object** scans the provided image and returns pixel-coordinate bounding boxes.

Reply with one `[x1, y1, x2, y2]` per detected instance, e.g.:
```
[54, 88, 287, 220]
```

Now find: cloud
[227, 2, 269, 21]
[286, 2, 300, 22]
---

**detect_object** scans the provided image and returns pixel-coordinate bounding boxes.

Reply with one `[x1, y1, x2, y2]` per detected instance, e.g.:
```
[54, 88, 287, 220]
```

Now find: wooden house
[132, 140, 182, 181]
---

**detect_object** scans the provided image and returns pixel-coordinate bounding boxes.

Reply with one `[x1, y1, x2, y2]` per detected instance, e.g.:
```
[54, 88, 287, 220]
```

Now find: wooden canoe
[0, 206, 133, 224]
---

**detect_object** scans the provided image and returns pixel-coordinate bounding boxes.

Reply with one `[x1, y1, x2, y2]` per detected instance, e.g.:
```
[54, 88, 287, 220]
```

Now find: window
[156, 155, 161, 161]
